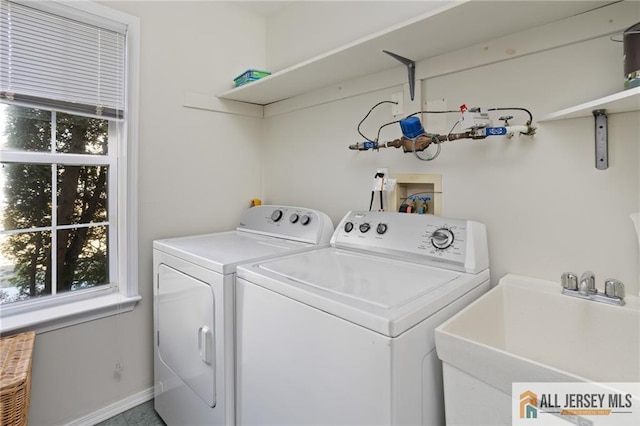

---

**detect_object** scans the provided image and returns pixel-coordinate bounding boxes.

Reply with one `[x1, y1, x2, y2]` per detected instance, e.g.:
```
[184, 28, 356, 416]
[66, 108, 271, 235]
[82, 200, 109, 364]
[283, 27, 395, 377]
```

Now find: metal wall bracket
[593, 109, 608, 170]
[382, 50, 416, 101]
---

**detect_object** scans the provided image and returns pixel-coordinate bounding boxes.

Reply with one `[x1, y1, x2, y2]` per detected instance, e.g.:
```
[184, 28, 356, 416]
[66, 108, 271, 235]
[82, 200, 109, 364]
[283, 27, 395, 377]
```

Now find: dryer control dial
[344, 222, 354, 233]
[271, 209, 283, 222]
[300, 214, 311, 225]
[431, 228, 454, 250]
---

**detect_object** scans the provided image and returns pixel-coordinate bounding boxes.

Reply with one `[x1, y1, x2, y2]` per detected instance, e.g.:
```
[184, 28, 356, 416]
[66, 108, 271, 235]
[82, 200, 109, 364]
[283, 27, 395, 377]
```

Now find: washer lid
[153, 231, 311, 274]
[259, 249, 458, 309]
[238, 248, 489, 337]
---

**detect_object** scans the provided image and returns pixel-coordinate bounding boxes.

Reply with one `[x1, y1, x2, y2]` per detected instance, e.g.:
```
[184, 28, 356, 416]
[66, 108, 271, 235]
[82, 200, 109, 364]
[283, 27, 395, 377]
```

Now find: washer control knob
[300, 214, 311, 225]
[376, 223, 388, 235]
[344, 222, 354, 233]
[271, 209, 283, 222]
[359, 223, 371, 233]
[431, 228, 454, 249]
[289, 213, 299, 223]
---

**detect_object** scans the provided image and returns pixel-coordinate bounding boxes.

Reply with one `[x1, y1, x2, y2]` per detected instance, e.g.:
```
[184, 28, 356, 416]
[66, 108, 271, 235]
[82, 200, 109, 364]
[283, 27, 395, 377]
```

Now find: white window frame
[0, 0, 140, 334]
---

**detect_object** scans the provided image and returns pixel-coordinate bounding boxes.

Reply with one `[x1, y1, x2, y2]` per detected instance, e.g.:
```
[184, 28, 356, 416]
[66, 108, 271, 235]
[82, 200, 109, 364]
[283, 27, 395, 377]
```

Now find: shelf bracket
[382, 50, 416, 101]
[592, 109, 608, 170]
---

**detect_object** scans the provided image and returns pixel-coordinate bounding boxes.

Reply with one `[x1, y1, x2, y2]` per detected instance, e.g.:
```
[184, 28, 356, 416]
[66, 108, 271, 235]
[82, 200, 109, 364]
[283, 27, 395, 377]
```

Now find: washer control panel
[332, 211, 488, 273]
[237, 205, 334, 244]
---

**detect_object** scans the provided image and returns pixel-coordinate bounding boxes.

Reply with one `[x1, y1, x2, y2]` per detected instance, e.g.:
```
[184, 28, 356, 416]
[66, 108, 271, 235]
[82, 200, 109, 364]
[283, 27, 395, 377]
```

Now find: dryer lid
[154, 231, 311, 274]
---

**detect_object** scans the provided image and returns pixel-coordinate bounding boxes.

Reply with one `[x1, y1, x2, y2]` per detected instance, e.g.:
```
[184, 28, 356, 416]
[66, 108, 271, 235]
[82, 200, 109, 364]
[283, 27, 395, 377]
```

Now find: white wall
[261, 34, 640, 293]
[421, 36, 638, 291]
[265, 1, 448, 71]
[27, 2, 265, 425]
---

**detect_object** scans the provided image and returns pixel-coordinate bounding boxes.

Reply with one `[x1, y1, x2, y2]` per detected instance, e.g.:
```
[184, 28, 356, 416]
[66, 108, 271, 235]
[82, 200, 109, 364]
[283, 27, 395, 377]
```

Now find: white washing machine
[153, 205, 334, 426]
[235, 210, 491, 426]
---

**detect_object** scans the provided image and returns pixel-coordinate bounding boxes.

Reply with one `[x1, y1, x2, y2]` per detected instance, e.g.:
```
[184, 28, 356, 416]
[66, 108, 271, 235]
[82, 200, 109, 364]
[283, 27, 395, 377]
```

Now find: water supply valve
[459, 104, 492, 131]
[348, 140, 383, 151]
[348, 100, 536, 161]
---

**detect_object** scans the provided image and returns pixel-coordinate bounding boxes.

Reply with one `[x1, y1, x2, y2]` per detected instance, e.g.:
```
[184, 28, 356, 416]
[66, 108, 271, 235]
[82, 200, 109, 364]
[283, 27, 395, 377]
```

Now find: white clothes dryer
[153, 205, 333, 426]
[235, 211, 490, 426]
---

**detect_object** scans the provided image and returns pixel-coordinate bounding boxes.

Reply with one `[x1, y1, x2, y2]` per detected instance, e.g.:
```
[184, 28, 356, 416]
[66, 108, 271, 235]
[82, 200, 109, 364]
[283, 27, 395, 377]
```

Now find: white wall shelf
[217, 0, 612, 106]
[182, 91, 264, 118]
[539, 87, 640, 122]
[538, 86, 640, 170]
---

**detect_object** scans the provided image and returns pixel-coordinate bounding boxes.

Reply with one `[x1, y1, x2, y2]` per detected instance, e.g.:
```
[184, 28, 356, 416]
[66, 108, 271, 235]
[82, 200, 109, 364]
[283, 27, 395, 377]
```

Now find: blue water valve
[484, 127, 508, 136]
[400, 116, 425, 139]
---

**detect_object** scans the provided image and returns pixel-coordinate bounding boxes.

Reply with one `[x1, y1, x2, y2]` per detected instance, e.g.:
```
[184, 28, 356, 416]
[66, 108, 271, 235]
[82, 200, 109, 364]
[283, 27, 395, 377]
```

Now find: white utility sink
[435, 274, 640, 425]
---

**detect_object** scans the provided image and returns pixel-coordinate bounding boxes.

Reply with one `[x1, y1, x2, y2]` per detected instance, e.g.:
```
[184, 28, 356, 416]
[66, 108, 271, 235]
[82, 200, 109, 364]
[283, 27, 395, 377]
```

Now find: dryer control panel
[331, 211, 488, 274]
[237, 205, 334, 245]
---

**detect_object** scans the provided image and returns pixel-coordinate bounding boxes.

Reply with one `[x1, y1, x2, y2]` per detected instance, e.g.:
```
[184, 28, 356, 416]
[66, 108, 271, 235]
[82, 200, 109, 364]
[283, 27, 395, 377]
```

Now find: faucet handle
[604, 279, 625, 299]
[561, 272, 579, 290]
[579, 271, 597, 295]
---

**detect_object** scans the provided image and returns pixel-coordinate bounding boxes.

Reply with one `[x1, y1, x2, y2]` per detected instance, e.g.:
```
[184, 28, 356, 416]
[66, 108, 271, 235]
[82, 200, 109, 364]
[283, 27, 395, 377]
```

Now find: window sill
[0, 293, 141, 335]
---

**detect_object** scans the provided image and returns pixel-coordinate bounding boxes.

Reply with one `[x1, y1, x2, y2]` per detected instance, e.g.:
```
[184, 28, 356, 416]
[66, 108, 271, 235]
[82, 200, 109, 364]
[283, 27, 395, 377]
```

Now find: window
[0, 0, 140, 333]
[1, 107, 113, 302]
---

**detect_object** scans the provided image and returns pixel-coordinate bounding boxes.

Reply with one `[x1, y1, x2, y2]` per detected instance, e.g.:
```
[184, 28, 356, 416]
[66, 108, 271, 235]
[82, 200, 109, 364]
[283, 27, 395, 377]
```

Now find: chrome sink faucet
[578, 271, 596, 296]
[561, 271, 625, 306]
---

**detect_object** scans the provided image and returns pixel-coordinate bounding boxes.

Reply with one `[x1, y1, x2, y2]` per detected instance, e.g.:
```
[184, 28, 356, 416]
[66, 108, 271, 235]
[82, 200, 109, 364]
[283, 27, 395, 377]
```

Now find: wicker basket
[1, 332, 35, 426]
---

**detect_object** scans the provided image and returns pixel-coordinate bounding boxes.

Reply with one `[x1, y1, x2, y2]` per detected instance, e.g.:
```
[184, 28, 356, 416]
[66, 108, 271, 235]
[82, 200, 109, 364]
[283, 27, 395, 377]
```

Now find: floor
[95, 400, 165, 426]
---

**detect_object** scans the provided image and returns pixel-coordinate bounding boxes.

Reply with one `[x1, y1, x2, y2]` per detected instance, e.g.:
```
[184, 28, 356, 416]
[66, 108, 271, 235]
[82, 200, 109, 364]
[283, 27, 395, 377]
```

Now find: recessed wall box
[390, 174, 442, 215]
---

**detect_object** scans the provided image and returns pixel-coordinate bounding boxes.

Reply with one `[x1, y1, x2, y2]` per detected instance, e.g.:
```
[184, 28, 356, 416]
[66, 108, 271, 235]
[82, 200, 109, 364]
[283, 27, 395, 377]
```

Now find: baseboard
[64, 387, 154, 426]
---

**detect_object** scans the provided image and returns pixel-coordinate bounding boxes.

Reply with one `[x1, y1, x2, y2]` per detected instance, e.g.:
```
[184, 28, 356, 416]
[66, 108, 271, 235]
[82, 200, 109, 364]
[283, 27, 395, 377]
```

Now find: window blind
[0, 0, 126, 118]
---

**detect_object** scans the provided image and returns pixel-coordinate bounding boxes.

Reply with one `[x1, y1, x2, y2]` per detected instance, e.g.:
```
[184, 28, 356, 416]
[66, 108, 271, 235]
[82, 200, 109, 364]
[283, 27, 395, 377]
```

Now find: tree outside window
[1, 105, 111, 304]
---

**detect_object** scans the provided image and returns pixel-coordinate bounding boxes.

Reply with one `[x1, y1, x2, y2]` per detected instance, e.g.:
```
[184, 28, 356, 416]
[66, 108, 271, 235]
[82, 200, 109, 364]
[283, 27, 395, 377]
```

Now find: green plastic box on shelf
[233, 69, 272, 87]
